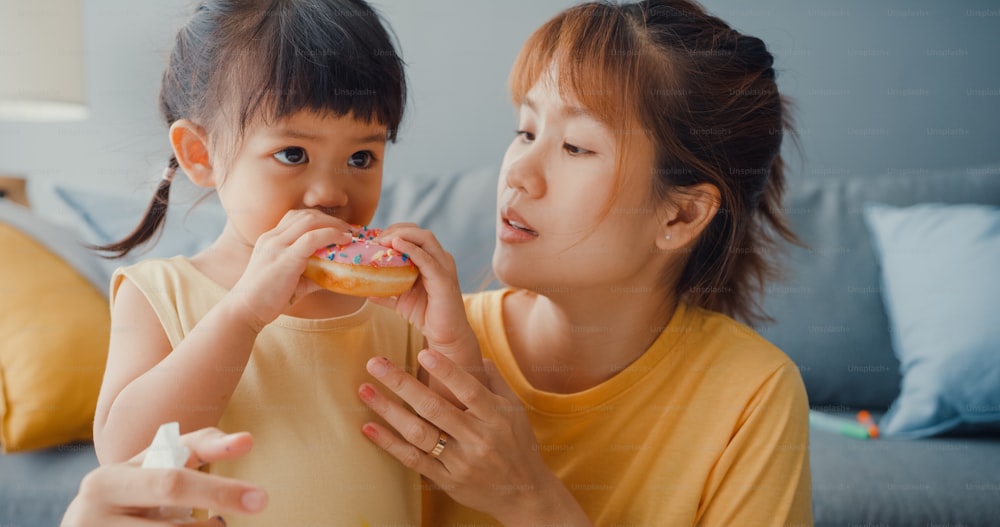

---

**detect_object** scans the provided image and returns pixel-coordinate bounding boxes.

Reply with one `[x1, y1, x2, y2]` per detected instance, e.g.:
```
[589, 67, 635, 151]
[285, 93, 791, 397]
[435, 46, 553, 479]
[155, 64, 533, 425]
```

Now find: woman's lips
[499, 206, 538, 242]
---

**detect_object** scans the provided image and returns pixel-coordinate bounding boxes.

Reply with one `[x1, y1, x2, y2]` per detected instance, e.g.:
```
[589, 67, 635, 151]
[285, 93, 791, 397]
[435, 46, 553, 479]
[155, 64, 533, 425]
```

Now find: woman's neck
[503, 285, 677, 394]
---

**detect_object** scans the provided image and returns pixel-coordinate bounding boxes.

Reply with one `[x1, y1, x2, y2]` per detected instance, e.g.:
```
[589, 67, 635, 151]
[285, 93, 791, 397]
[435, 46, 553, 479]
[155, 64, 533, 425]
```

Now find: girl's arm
[94, 209, 351, 464]
[370, 225, 486, 389]
[93, 279, 262, 464]
[359, 349, 594, 527]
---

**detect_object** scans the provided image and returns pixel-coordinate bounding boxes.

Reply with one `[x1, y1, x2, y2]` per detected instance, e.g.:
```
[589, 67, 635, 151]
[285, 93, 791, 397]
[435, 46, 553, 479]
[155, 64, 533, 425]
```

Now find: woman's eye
[348, 151, 375, 169]
[274, 147, 308, 165]
[516, 130, 535, 142]
[564, 143, 591, 156]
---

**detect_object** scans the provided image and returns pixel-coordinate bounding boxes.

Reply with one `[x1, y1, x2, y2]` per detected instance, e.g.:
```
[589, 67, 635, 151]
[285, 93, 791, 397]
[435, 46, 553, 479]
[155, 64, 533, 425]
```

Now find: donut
[303, 226, 418, 297]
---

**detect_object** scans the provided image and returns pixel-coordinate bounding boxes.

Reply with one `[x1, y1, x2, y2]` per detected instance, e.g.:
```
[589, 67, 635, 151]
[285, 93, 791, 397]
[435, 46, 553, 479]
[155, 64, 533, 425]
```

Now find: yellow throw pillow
[0, 223, 109, 452]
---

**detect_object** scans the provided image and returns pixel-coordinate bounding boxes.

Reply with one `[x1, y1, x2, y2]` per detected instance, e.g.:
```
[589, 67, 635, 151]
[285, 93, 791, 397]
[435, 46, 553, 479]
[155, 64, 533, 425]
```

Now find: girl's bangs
[209, 2, 406, 141]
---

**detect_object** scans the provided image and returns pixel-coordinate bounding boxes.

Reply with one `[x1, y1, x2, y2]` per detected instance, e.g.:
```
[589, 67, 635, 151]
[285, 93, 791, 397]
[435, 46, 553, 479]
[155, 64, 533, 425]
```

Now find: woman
[63, 1, 812, 525]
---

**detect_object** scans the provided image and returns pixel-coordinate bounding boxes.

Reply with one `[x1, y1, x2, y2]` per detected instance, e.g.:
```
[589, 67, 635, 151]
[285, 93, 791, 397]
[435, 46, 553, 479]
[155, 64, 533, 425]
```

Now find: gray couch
[2, 163, 999, 526]
[763, 164, 1000, 526]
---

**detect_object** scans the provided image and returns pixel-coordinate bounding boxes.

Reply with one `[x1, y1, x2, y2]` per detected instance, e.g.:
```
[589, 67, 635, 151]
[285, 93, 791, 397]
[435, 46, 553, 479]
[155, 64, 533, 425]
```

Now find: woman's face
[493, 76, 668, 294]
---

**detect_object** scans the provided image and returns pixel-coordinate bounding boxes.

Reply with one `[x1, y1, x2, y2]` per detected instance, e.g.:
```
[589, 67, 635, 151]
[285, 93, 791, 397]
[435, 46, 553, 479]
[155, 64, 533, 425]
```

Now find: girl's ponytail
[92, 157, 178, 259]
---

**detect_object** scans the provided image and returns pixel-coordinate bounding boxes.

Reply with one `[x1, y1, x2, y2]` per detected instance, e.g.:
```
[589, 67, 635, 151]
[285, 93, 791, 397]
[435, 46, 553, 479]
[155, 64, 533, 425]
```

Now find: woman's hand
[62, 428, 268, 527]
[231, 209, 352, 329]
[370, 225, 484, 382]
[358, 349, 592, 526]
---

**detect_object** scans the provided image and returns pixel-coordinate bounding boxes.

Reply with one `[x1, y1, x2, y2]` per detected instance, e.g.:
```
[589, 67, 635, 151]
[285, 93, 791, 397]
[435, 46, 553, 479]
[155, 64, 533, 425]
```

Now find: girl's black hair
[97, 0, 407, 258]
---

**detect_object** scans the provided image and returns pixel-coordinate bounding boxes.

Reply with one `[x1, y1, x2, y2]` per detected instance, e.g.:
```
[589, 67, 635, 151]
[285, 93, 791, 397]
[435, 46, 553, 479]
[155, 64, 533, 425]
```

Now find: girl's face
[213, 110, 387, 248]
[493, 77, 667, 293]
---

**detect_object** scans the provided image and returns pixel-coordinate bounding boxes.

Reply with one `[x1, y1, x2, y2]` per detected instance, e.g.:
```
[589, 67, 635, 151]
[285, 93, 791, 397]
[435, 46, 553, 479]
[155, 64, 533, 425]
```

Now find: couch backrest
[760, 163, 1000, 410]
[374, 163, 1000, 411]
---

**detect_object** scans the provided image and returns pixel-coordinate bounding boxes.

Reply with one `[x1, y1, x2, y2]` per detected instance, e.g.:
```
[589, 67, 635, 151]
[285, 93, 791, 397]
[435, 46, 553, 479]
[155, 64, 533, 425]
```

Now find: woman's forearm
[96, 294, 261, 463]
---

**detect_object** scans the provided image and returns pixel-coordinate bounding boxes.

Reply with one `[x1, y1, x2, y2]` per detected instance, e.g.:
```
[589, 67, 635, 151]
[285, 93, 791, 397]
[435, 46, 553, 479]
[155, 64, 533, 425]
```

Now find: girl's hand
[358, 350, 592, 526]
[370, 224, 484, 382]
[231, 209, 352, 329]
[62, 428, 268, 527]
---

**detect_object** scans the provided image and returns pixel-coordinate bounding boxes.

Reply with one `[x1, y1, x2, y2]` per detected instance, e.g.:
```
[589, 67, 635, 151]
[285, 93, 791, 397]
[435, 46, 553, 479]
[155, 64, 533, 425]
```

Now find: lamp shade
[0, 0, 87, 121]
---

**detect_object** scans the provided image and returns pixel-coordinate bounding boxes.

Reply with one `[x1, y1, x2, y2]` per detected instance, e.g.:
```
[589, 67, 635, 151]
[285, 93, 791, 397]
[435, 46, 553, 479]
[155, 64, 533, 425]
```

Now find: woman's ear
[655, 183, 721, 251]
[169, 119, 215, 188]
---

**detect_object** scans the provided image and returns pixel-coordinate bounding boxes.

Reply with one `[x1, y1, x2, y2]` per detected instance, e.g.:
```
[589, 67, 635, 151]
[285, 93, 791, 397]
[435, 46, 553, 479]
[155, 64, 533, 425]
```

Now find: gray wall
[1, 0, 998, 203]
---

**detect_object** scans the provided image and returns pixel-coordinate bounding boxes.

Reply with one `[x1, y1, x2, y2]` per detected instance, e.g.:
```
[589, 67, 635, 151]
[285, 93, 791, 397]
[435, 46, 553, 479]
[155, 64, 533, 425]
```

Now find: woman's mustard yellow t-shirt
[113, 257, 423, 527]
[425, 288, 813, 527]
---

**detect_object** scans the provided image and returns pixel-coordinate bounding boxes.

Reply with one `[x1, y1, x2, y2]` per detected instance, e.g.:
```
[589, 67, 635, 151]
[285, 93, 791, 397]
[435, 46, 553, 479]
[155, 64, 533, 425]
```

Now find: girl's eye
[274, 147, 308, 165]
[348, 151, 375, 169]
[564, 143, 591, 156]
[516, 130, 535, 142]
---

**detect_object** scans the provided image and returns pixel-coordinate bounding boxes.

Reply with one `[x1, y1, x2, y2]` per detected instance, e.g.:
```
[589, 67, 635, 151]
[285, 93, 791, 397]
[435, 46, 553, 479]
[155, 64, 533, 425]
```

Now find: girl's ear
[169, 119, 215, 188]
[655, 183, 722, 251]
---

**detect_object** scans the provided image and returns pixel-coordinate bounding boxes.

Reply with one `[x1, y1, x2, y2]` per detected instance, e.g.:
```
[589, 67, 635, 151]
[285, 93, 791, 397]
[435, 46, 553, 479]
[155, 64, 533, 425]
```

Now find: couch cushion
[810, 425, 1000, 527]
[0, 206, 109, 452]
[761, 164, 1000, 410]
[863, 202, 1000, 438]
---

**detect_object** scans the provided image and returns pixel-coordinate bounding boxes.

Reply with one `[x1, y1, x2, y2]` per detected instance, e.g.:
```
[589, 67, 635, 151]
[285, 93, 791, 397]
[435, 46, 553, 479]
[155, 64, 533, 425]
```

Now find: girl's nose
[503, 147, 546, 198]
[303, 174, 349, 210]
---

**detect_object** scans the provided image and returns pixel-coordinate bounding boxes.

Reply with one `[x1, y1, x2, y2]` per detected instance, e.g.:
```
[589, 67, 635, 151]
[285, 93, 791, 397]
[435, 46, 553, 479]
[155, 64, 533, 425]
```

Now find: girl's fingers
[364, 356, 473, 437]
[287, 226, 353, 259]
[379, 227, 456, 274]
[266, 209, 352, 249]
[379, 222, 419, 237]
[386, 237, 441, 275]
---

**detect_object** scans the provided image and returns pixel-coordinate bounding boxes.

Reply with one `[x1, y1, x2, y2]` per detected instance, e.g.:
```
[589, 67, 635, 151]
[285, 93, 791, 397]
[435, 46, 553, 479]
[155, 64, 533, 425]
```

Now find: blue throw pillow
[863, 202, 1000, 438]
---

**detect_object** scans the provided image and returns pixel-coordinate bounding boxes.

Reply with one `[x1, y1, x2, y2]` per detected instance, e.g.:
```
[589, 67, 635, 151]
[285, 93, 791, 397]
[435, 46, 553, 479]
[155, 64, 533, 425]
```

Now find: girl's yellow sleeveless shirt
[113, 257, 422, 527]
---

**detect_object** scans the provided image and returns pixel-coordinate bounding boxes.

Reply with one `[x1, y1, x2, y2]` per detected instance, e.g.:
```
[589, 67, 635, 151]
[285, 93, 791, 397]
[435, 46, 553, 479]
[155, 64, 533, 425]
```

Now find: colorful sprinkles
[312, 225, 415, 268]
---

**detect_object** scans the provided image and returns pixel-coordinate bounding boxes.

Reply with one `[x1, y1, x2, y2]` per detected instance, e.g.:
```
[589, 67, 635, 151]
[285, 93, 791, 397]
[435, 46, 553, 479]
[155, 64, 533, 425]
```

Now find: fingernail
[358, 384, 376, 402]
[368, 357, 388, 378]
[418, 350, 437, 369]
[213, 515, 228, 526]
[362, 424, 379, 440]
[241, 489, 268, 513]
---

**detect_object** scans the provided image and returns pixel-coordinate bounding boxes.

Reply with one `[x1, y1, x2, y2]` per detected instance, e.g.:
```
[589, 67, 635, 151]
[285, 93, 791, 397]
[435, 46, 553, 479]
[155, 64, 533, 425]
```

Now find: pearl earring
[664, 234, 671, 240]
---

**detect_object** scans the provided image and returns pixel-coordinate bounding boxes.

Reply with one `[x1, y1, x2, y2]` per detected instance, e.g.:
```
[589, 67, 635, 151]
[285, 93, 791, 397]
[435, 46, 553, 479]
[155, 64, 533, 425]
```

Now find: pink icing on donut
[312, 226, 413, 268]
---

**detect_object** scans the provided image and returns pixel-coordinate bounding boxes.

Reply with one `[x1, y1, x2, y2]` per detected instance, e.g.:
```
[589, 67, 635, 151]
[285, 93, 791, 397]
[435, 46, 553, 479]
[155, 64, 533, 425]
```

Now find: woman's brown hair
[510, 0, 799, 324]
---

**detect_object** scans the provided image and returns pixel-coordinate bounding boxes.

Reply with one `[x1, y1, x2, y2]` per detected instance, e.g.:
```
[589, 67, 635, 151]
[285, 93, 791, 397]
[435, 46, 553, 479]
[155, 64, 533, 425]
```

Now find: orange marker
[856, 410, 880, 438]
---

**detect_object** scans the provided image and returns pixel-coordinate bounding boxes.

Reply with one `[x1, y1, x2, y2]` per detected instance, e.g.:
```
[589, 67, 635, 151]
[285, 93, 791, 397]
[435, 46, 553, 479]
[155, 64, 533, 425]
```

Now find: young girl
[91, 1, 481, 526]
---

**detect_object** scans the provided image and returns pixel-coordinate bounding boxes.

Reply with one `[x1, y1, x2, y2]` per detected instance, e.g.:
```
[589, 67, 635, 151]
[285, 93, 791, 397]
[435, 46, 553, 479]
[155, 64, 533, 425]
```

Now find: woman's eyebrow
[522, 95, 595, 120]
